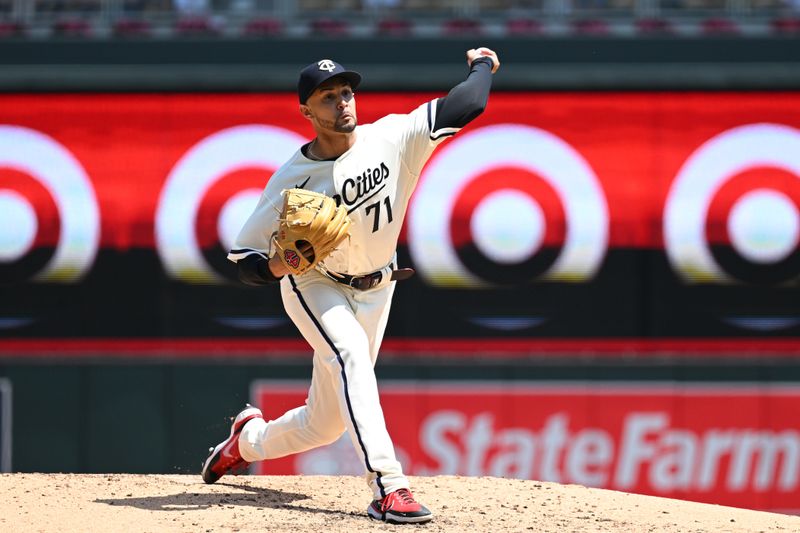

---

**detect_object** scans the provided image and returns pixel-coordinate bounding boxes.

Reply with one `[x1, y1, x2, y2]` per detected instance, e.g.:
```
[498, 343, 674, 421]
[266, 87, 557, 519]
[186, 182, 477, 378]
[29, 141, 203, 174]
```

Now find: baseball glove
[272, 188, 351, 276]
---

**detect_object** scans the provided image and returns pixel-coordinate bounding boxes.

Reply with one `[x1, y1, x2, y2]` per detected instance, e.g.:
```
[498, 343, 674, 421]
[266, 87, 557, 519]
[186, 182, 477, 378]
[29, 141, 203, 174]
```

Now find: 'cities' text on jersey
[334, 162, 390, 210]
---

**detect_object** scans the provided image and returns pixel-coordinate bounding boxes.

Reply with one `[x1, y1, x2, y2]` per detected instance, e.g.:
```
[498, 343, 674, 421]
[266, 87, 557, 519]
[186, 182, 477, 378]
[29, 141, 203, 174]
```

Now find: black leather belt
[330, 268, 415, 291]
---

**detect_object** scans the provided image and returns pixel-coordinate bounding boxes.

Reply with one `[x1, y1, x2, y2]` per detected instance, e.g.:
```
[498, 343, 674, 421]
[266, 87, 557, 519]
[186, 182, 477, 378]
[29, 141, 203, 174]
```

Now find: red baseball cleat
[201, 404, 263, 484]
[367, 488, 433, 524]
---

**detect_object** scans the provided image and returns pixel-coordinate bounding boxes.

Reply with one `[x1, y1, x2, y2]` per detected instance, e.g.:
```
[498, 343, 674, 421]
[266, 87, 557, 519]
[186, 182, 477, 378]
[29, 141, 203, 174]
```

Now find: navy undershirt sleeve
[237, 254, 281, 285]
[432, 56, 494, 132]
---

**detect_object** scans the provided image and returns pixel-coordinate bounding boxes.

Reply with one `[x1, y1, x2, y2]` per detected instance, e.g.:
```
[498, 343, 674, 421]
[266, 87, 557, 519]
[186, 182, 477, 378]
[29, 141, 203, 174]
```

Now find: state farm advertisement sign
[252, 381, 800, 511]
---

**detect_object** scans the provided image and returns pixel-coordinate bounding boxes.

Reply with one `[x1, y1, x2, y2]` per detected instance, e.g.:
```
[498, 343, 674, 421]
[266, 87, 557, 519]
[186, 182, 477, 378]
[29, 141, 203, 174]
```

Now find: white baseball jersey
[228, 99, 455, 275]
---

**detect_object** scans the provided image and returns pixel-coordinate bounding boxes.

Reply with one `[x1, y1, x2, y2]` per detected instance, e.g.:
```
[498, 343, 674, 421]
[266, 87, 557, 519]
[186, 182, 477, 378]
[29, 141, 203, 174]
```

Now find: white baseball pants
[238, 271, 408, 499]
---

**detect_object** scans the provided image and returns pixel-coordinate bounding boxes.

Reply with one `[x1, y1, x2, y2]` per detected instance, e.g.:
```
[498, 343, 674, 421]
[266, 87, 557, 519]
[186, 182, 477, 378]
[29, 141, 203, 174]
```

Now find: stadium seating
[506, 18, 544, 36]
[770, 16, 800, 35]
[174, 16, 218, 36]
[376, 18, 413, 36]
[572, 18, 611, 35]
[112, 18, 152, 37]
[700, 17, 740, 35]
[309, 18, 351, 37]
[53, 17, 92, 37]
[0, 20, 23, 37]
[442, 18, 482, 36]
[0, 0, 792, 40]
[635, 17, 674, 35]
[243, 17, 283, 36]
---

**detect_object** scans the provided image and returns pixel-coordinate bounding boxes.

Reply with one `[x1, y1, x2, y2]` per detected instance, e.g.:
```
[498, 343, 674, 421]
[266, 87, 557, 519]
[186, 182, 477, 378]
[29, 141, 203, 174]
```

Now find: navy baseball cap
[297, 59, 362, 104]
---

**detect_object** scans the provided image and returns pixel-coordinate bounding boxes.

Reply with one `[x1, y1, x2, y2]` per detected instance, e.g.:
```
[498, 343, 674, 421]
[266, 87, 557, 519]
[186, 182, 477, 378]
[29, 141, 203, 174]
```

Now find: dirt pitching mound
[1, 474, 798, 532]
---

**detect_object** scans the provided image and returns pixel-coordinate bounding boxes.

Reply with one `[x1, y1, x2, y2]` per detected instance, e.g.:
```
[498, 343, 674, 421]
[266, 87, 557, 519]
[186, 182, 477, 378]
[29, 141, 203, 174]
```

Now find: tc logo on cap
[317, 60, 336, 72]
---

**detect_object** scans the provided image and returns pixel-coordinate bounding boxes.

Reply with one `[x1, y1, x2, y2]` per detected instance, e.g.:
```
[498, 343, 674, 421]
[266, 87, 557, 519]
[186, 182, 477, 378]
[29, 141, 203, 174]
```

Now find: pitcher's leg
[239, 350, 346, 461]
[286, 275, 408, 499]
[352, 281, 410, 495]
[239, 276, 349, 462]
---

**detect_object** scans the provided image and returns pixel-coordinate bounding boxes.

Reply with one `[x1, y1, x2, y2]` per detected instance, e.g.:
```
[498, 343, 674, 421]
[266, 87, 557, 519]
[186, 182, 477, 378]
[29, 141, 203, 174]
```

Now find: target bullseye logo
[664, 123, 800, 285]
[0, 125, 99, 283]
[155, 125, 308, 283]
[408, 124, 608, 287]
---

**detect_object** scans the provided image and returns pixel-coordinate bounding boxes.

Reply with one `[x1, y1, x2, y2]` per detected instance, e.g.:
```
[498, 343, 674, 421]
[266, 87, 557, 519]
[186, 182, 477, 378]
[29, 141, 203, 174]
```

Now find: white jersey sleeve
[376, 98, 458, 179]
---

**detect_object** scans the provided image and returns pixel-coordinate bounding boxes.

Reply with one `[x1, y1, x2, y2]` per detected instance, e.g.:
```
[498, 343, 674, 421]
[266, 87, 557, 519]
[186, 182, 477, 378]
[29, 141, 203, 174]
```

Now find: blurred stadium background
[2, 0, 800, 516]
[0, 0, 799, 37]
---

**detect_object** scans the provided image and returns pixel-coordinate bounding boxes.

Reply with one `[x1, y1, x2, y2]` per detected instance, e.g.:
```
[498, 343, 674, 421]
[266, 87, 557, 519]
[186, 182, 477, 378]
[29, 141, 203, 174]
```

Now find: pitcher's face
[301, 78, 357, 134]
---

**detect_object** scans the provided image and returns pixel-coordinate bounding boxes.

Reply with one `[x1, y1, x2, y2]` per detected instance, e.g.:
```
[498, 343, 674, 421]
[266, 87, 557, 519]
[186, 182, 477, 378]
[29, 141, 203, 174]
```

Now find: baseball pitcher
[202, 47, 500, 524]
